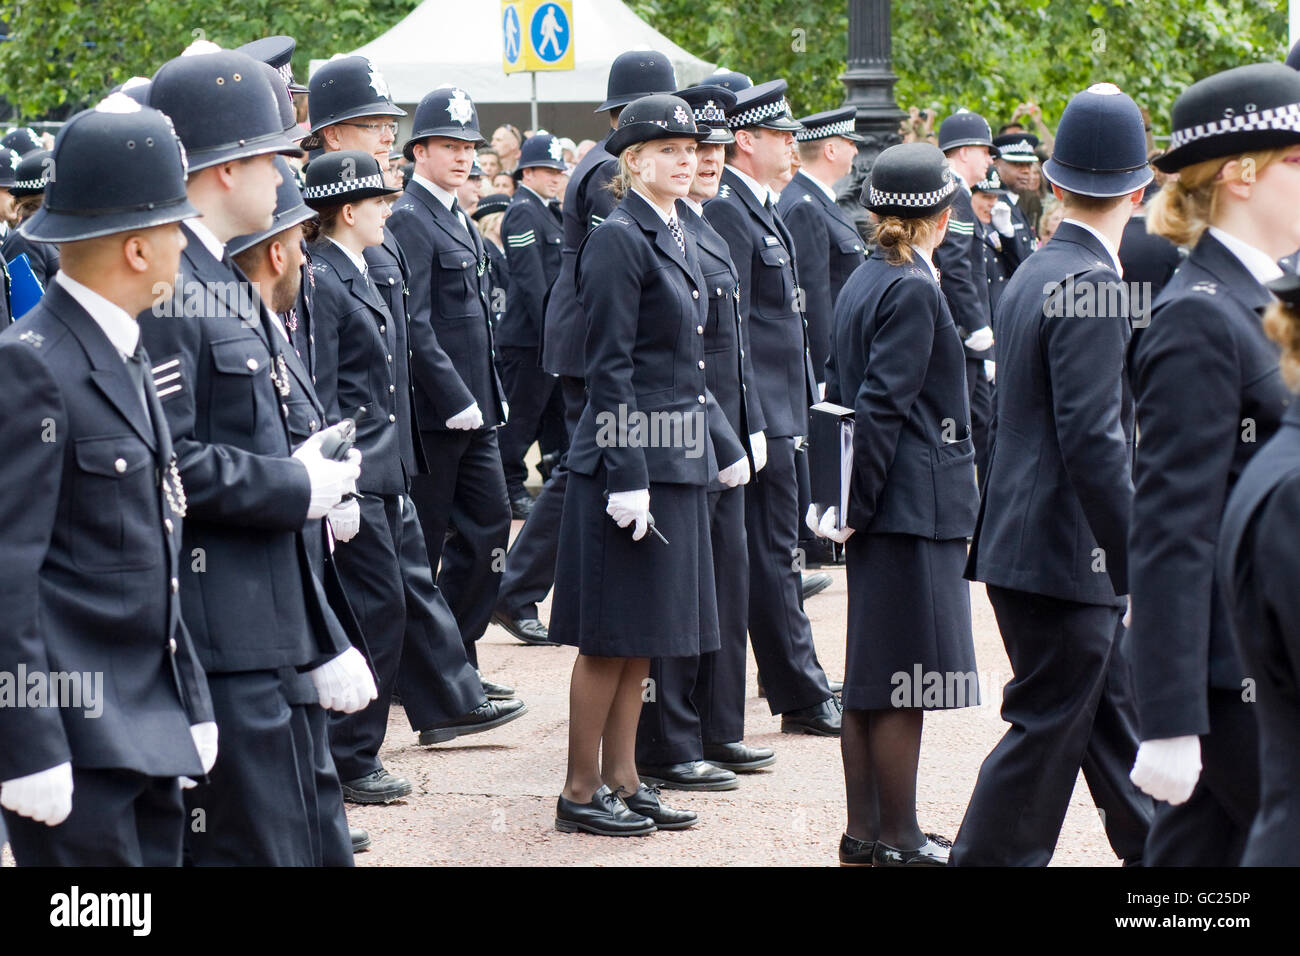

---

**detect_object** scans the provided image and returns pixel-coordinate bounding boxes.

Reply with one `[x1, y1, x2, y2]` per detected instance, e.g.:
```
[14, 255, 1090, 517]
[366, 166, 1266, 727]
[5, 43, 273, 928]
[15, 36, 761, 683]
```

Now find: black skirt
[841, 532, 978, 711]
[550, 466, 719, 658]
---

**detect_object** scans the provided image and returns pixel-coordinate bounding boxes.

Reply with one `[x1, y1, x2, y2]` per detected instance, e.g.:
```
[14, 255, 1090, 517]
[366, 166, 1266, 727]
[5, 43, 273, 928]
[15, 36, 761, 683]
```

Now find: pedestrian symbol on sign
[530, 3, 569, 63]
[504, 5, 522, 65]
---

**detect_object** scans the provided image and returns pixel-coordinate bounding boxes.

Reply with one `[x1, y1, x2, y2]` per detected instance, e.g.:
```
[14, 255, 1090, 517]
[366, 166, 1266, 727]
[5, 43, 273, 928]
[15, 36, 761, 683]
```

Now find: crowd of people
[1, 28, 1299, 869]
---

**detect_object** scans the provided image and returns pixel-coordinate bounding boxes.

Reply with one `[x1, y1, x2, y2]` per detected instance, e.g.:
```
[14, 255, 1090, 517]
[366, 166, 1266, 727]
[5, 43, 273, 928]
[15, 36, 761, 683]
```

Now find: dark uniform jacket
[705, 166, 818, 439]
[541, 132, 618, 377]
[499, 184, 563, 348]
[566, 190, 744, 492]
[0, 281, 212, 782]
[826, 252, 978, 539]
[138, 223, 350, 673]
[934, 183, 993, 358]
[388, 180, 506, 431]
[2, 226, 60, 290]
[981, 227, 1012, 320]
[484, 240, 509, 331]
[966, 221, 1133, 607]
[1128, 232, 1290, 740]
[777, 169, 866, 382]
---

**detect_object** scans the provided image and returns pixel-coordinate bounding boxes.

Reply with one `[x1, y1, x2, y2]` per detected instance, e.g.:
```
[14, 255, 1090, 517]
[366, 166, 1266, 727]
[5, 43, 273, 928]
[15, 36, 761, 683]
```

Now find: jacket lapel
[625, 191, 694, 282]
[406, 181, 478, 254]
[181, 224, 272, 350]
[1194, 232, 1273, 315]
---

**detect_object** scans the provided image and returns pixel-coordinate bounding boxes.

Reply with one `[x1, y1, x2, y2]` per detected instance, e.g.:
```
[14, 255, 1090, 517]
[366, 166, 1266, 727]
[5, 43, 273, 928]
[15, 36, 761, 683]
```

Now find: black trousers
[951, 587, 1152, 865]
[291, 697, 354, 867]
[409, 428, 512, 666]
[744, 435, 832, 715]
[334, 493, 484, 769]
[1145, 687, 1259, 866]
[496, 345, 561, 498]
[4, 768, 184, 866]
[967, 358, 993, 481]
[184, 669, 316, 866]
[636, 485, 750, 764]
[496, 375, 586, 620]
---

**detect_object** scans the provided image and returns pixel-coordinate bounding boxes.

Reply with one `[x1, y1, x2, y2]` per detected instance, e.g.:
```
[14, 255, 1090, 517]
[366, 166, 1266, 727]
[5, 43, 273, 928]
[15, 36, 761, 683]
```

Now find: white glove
[984, 360, 996, 384]
[446, 402, 484, 430]
[805, 503, 823, 536]
[990, 200, 1015, 237]
[718, 455, 751, 488]
[964, 326, 994, 352]
[818, 380, 827, 401]
[328, 497, 361, 543]
[293, 430, 362, 520]
[180, 721, 220, 789]
[1, 761, 73, 826]
[308, 646, 378, 714]
[1130, 735, 1202, 805]
[606, 489, 650, 541]
[817, 506, 855, 543]
[501, 400, 510, 421]
[750, 431, 768, 473]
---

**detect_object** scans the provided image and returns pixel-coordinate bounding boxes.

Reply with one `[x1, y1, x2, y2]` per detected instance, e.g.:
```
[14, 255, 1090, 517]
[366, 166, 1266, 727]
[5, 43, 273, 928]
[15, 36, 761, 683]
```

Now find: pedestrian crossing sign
[502, 0, 574, 74]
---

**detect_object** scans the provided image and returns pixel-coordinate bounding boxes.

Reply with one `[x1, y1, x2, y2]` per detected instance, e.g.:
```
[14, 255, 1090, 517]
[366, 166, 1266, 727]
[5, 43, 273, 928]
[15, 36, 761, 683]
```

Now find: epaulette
[1191, 280, 1218, 295]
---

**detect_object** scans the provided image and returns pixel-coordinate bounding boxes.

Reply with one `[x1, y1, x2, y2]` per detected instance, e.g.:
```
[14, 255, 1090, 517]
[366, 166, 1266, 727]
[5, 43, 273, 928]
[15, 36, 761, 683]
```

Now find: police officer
[472, 192, 511, 333]
[0, 95, 215, 865]
[969, 166, 1013, 318]
[990, 131, 1043, 259]
[139, 49, 376, 866]
[778, 106, 866, 384]
[953, 84, 1155, 866]
[0, 148, 18, 327]
[236, 35, 309, 97]
[497, 134, 567, 519]
[491, 50, 679, 647]
[1128, 63, 1300, 866]
[935, 110, 998, 479]
[4, 149, 60, 290]
[704, 79, 840, 740]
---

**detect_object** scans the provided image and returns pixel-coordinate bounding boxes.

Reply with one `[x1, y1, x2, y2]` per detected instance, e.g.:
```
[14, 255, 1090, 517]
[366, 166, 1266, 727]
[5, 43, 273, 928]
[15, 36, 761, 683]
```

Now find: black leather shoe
[491, 610, 558, 646]
[801, 572, 832, 600]
[780, 696, 842, 736]
[801, 537, 834, 568]
[620, 783, 697, 830]
[702, 741, 776, 772]
[637, 759, 739, 791]
[839, 833, 875, 866]
[418, 697, 528, 745]
[341, 768, 413, 804]
[873, 832, 952, 866]
[555, 784, 656, 836]
[351, 827, 371, 853]
[510, 494, 536, 519]
[476, 669, 515, 700]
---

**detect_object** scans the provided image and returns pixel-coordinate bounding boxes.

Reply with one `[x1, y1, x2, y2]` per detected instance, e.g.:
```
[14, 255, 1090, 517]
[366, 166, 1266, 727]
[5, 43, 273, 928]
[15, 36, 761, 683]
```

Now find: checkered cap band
[302, 172, 386, 200]
[14, 175, 47, 191]
[728, 96, 792, 129]
[277, 62, 295, 89]
[1169, 102, 1300, 151]
[796, 118, 855, 141]
[998, 140, 1036, 157]
[693, 102, 728, 125]
[868, 175, 958, 210]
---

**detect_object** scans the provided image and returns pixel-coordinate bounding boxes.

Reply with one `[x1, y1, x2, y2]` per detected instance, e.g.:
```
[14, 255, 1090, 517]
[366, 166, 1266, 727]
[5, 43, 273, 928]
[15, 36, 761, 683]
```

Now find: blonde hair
[475, 210, 503, 238]
[1147, 148, 1290, 246]
[607, 143, 650, 200]
[871, 212, 944, 266]
[1265, 298, 1300, 389]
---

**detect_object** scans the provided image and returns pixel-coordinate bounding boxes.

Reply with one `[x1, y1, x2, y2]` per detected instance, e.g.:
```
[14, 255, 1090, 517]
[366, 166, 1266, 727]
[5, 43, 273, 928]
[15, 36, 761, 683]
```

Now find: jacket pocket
[71, 434, 158, 571]
[930, 438, 979, 539]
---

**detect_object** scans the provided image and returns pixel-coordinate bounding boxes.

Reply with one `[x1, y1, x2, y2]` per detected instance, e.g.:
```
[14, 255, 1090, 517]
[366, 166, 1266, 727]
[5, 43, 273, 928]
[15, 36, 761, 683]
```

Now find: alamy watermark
[594, 404, 705, 460]
[0, 666, 103, 718]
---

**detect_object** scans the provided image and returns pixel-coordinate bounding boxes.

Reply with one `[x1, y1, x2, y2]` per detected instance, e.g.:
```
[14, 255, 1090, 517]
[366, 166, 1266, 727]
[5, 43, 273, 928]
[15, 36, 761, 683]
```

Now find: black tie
[450, 198, 472, 239]
[547, 199, 563, 224]
[124, 347, 154, 429]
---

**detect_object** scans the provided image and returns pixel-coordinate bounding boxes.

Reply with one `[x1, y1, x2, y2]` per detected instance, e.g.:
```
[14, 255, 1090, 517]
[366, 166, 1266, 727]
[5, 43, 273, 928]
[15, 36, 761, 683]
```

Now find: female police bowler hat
[9, 149, 52, 197]
[20, 94, 199, 244]
[1155, 63, 1300, 173]
[302, 149, 400, 209]
[1042, 83, 1152, 197]
[862, 142, 958, 219]
[606, 94, 710, 156]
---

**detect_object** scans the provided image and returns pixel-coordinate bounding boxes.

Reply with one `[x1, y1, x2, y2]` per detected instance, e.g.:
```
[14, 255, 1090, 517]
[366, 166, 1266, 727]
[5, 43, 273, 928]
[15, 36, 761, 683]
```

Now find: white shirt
[1061, 217, 1124, 278]
[55, 272, 139, 359]
[630, 187, 677, 226]
[1208, 226, 1284, 286]
[915, 248, 940, 283]
[185, 217, 225, 261]
[411, 172, 472, 234]
[263, 303, 291, 345]
[726, 165, 774, 207]
[680, 197, 704, 217]
[328, 237, 369, 276]
[801, 169, 838, 204]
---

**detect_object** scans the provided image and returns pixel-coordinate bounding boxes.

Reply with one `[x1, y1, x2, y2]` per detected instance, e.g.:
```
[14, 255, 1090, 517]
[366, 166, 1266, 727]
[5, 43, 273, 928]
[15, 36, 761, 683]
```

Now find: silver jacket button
[114, 458, 127, 473]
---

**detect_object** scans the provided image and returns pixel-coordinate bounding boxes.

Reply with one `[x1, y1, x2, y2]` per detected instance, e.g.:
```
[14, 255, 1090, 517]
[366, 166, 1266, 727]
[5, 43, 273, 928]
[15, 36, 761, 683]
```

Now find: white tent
[320, 0, 717, 105]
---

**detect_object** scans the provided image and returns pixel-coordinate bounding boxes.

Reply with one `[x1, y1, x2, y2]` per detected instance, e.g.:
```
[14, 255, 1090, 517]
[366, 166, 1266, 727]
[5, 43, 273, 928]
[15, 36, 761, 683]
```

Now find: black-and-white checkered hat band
[867, 176, 958, 210]
[302, 172, 386, 200]
[729, 96, 792, 129]
[1168, 102, 1300, 151]
[693, 102, 728, 125]
[13, 175, 48, 191]
[997, 140, 1037, 159]
[277, 63, 295, 90]
[796, 118, 855, 141]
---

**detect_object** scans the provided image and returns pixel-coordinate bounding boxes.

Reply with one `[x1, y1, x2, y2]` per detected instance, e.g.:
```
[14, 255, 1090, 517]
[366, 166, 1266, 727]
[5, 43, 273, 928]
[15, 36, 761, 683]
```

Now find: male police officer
[0, 95, 216, 865]
[705, 80, 841, 741]
[140, 50, 376, 865]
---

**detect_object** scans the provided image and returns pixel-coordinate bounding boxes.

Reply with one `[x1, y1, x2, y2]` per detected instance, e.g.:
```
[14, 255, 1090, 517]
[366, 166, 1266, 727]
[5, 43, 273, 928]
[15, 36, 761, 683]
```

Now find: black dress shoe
[555, 784, 656, 836]
[780, 696, 843, 736]
[351, 827, 371, 853]
[800, 537, 834, 568]
[839, 833, 875, 866]
[637, 759, 739, 791]
[620, 783, 697, 830]
[475, 669, 515, 700]
[341, 768, 413, 804]
[702, 741, 776, 772]
[801, 572, 832, 600]
[418, 697, 528, 745]
[510, 494, 536, 520]
[872, 832, 952, 866]
[491, 610, 558, 646]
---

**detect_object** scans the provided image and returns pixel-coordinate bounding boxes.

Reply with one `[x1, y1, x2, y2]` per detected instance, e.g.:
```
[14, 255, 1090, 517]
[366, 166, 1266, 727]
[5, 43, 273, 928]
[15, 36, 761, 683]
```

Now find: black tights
[841, 707, 926, 849]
